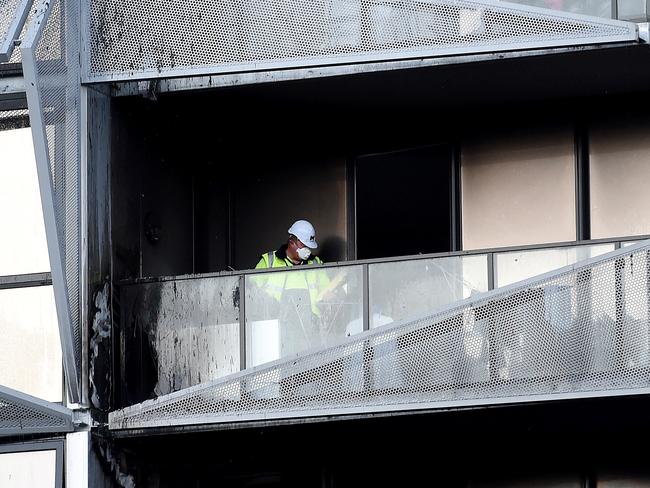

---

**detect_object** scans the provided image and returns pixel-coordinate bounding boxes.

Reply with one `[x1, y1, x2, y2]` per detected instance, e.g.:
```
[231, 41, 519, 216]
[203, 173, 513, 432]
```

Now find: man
[252, 220, 328, 358]
[255, 219, 322, 269]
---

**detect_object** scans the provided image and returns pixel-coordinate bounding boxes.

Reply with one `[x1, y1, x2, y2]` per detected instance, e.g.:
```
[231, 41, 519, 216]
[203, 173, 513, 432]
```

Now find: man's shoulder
[255, 251, 275, 269]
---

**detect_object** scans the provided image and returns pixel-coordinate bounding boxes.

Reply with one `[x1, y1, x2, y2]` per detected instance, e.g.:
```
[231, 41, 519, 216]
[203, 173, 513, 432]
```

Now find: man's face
[287, 237, 309, 262]
[289, 237, 307, 253]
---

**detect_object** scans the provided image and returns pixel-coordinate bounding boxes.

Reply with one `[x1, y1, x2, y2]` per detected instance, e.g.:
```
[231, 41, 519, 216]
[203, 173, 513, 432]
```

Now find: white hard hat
[288, 220, 318, 249]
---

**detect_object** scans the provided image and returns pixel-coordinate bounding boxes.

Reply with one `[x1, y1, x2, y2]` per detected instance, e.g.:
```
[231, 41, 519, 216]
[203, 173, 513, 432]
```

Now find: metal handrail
[109, 240, 650, 432]
[117, 234, 647, 285]
[0, 271, 52, 290]
[116, 235, 648, 374]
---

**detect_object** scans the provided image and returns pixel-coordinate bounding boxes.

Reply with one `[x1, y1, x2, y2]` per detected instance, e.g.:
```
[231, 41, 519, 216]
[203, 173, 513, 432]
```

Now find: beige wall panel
[469, 475, 582, 488]
[462, 127, 576, 250]
[590, 120, 650, 239]
[597, 470, 650, 487]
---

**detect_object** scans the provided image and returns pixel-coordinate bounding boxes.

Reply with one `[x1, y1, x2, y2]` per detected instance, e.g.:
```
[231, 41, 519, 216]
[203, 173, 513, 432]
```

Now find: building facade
[2, 0, 650, 486]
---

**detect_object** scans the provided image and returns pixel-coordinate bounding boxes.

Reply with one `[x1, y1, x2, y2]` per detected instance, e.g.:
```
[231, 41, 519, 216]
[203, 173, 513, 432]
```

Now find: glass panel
[0, 128, 51, 276]
[495, 244, 615, 287]
[369, 255, 489, 329]
[246, 265, 363, 367]
[617, 0, 647, 20]
[0, 286, 62, 402]
[506, 0, 612, 18]
[119, 276, 240, 397]
[462, 126, 576, 250]
[623, 240, 641, 247]
[0, 450, 56, 488]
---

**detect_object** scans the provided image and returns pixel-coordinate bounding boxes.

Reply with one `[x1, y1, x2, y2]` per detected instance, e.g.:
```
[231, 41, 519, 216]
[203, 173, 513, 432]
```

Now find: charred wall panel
[140, 159, 193, 277]
[117, 276, 240, 407]
[87, 86, 113, 410]
[111, 396, 650, 487]
[233, 154, 348, 269]
[111, 99, 146, 281]
[111, 97, 195, 279]
[194, 169, 230, 273]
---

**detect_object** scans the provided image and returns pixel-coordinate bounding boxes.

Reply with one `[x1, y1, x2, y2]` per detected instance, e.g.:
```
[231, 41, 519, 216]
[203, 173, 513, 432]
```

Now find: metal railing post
[239, 274, 247, 371]
[487, 253, 495, 290]
[362, 263, 370, 331]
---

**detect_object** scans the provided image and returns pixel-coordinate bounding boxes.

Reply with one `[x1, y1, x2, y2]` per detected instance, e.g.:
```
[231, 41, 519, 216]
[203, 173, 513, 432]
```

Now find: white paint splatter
[90, 281, 111, 408]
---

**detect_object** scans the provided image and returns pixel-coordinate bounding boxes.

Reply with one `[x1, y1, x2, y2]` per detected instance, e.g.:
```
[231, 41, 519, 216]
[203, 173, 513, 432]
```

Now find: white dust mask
[297, 246, 312, 261]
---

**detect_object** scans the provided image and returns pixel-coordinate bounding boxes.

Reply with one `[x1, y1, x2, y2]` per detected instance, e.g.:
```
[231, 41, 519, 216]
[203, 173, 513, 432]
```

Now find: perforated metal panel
[0, 384, 73, 437]
[0, 108, 29, 130]
[110, 241, 650, 430]
[21, 0, 82, 403]
[0, 0, 32, 62]
[4, 0, 37, 64]
[85, 0, 637, 83]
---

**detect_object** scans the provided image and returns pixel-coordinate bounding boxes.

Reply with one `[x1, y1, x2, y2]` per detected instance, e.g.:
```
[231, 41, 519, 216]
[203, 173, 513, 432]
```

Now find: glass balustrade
[495, 243, 616, 287]
[368, 254, 489, 329]
[245, 265, 364, 367]
[119, 276, 241, 398]
[117, 238, 648, 406]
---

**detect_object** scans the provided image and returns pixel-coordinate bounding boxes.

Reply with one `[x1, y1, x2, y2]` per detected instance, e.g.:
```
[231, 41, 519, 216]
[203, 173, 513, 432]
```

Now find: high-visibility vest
[254, 251, 327, 315]
[256, 251, 323, 269]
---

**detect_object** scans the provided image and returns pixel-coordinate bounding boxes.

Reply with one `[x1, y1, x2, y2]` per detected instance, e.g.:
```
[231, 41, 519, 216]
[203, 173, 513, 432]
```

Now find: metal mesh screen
[0, 385, 73, 436]
[86, 0, 636, 82]
[110, 241, 650, 430]
[0, 0, 22, 45]
[0, 108, 29, 130]
[5, 0, 36, 64]
[0, 0, 29, 61]
[21, 0, 82, 402]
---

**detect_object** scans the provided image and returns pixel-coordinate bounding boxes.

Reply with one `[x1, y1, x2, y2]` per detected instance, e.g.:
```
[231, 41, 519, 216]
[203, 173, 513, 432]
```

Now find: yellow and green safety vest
[254, 250, 328, 315]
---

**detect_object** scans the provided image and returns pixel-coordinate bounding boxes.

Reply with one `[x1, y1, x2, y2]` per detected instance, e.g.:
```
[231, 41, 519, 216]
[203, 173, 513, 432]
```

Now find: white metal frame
[0, 439, 65, 488]
[110, 240, 650, 431]
[107, 42, 627, 97]
[21, 0, 81, 403]
[0, 0, 33, 62]
[0, 384, 74, 437]
[64, 432, 88, 488]
[81, 0, 638, 84]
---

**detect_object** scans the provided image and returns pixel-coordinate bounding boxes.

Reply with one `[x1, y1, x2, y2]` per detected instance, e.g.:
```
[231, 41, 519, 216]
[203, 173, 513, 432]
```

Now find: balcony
[112, 237, 648, 427]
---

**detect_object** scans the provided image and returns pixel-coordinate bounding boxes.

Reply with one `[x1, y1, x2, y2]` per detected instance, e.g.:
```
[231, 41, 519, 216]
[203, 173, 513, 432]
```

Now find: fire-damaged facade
[4, 0, 650, 486]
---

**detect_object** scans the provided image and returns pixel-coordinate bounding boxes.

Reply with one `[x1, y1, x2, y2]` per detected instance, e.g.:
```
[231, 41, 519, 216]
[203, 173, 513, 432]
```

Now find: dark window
[355, 145, 453, 259]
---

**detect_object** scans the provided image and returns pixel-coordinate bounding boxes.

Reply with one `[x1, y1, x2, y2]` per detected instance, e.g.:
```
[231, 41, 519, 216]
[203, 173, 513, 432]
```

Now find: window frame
[0, 438, 64, 488]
